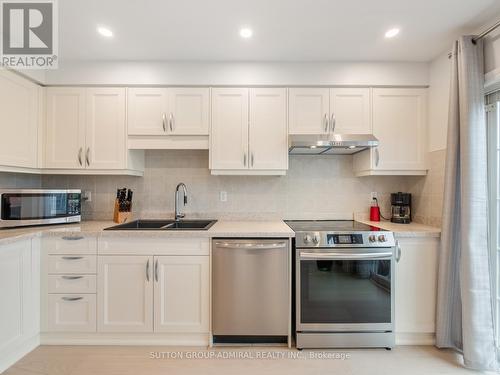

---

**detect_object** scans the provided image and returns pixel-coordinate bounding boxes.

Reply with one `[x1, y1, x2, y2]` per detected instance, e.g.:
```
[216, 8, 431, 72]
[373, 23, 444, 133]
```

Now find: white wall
[427, 52, 450, 152]
[44, 60, 429, 86]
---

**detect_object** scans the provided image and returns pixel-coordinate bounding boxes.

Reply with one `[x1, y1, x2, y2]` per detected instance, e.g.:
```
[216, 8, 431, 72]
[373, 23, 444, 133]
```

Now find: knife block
[113, 199, 132, 224]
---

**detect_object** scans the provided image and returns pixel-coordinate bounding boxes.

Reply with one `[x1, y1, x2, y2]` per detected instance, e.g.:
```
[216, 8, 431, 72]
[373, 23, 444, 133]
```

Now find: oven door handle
[299, 251, 393, 261]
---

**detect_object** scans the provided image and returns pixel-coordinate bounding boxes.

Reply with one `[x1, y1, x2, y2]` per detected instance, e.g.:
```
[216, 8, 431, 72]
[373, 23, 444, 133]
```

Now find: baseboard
[0, 334, 40, 373]
[40, 332, 210, 346]
[396, 332, 435, 346]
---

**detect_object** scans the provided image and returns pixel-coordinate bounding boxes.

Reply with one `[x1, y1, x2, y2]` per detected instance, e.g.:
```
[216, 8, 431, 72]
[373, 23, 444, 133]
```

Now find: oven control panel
[296, 231, 395, 248]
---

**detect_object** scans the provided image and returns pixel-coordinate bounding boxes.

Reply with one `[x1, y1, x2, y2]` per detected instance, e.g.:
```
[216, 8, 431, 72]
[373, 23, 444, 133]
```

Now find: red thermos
[370, 199, 381, 221]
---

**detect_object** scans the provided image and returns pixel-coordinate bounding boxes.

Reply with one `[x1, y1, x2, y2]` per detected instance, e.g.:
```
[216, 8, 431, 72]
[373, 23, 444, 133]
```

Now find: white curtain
[436, 36, 497, 371]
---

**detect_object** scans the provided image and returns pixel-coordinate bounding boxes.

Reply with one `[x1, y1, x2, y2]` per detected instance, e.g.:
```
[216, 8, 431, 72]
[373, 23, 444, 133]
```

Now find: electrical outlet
[83, 190, 92, 202]
[219, 191, 227, 202]
[370, 192, 378, 203]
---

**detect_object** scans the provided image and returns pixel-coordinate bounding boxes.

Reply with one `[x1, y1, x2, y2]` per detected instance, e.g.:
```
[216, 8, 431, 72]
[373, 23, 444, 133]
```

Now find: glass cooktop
[285, 220, 383, 232]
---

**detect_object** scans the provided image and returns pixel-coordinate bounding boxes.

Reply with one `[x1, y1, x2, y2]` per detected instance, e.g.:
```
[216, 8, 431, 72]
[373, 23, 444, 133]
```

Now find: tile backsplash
[41, 150, 420, 222]
[0, 172, 41, 189]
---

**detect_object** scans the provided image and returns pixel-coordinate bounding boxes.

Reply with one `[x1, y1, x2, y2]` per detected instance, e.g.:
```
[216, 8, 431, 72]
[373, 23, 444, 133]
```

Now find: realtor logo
[1, 0, 58, 69]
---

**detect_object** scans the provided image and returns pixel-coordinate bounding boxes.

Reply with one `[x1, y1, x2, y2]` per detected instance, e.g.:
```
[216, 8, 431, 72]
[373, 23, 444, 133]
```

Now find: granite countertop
[0, 219, 295, 245]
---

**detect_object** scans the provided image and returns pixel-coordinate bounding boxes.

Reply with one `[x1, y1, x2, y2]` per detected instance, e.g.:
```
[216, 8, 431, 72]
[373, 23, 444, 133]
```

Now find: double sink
[104, 219, 217, 231]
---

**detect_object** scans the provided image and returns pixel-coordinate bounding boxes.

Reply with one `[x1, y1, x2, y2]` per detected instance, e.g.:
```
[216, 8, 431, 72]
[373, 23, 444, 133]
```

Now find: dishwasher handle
[214, 241, 288, 250]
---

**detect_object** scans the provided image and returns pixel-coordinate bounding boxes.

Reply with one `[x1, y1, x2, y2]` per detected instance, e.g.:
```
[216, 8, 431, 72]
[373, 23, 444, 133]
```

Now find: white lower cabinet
[395, 237, 439, 344]
[97, 256, 154, 332]
[47, 294, 96, 332]
[154, 256, 209, 333]
[0, 239, 40, 373]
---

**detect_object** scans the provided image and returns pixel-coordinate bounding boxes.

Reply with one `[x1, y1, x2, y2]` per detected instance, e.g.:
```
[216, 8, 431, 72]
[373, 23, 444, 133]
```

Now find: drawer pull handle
[62, 236, 84, 241]
[61, 296, 83, 302]
[61, 275, 84, 280]
[61, 256, 84, 260]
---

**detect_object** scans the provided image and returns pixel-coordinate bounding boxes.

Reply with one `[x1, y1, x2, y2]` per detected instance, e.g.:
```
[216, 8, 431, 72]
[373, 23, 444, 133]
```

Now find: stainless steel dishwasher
[212, 239, 289, 344]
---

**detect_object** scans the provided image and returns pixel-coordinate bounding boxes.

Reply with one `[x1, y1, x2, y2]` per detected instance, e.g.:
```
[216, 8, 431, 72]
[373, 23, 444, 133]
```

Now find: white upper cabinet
[210, 88, 249, 170]
[330, 88, 371, 134]
[249, 88, 288, 170]
[353, 88, 427, 176]
[0, 70, 39, 169]
[211, 88, 288, 175]
[127, 87, 209, 136]
[45, 87, 86, 169]
[289, 88, 330, 134]
[86, 88, 126, 169]
[45, 87, 143, 174]
[127, 88, 168, 136]
[154, 256, 209, 333]
[168, 88, 210, 135]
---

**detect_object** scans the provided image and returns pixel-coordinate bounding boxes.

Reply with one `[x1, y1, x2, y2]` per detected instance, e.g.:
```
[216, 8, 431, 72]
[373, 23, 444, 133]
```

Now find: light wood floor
[4, 345, 491, 375]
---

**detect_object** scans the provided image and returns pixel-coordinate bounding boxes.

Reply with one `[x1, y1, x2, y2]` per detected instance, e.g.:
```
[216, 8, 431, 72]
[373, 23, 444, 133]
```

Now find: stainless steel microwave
[0, 189, 81, 228]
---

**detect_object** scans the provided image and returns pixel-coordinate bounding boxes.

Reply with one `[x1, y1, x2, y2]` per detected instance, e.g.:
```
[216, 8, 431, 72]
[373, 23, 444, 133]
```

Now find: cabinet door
[249, 88, 288, 170]
[168, 88, 209, 135]
[47, 294, 96, 332]
[0, 70, 38, 168]
[154, 256, 209, 333]
[0, 240, 31, 353]
[86, 88, 126, 169]
[289, 88, 329, 134]
[330, 88, 371, 134]
[395, 238, 438, 336]
[98, 256, 153, 332]
[45, 88, 86, 169]
[372, 88, 427, 171]
[127, 88, 168, 135]
[210, 88, 249, 170]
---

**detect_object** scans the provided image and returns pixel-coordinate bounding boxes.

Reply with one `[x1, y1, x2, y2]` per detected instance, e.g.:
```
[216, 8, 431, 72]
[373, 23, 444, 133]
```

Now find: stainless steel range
[286, 220, 400, 350]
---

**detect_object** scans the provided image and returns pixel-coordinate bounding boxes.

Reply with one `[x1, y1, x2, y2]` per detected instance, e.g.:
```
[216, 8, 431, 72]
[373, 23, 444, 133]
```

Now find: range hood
[288, 134, 379, 155]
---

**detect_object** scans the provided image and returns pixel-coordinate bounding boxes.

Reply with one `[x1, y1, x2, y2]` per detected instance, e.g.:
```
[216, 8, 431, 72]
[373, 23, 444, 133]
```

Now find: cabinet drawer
[44, 235, 97, 255]
[99, 237, 210, 255]
[48, 275, 96, 294]
[47, 294, 96, 332]
[48, 255, 97, 274]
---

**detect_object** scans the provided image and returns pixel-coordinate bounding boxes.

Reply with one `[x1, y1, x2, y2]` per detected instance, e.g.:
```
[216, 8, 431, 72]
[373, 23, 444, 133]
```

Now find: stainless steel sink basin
[104, 219, 216, 231]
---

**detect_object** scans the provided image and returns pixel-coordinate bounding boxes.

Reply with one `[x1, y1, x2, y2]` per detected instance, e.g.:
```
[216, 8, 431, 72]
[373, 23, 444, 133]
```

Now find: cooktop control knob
[312, 234, 320, 244]
[303, 234, 312, 244]
[368, 235, 377, 243]
[378, 235, 386, 242]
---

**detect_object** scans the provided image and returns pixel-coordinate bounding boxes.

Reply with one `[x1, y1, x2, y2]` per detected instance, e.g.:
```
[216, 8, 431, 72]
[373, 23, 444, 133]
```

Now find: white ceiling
[59, 0, 500, 62]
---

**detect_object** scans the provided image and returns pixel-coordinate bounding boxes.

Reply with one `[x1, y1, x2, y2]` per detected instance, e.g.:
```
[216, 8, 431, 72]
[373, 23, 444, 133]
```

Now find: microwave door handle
[300, 251, 393, 261]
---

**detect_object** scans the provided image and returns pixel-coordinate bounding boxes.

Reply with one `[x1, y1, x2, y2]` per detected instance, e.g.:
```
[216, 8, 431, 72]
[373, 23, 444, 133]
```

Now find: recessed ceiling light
[239, 27, 253, 39]
[385, 28, 400, 38]
[97, 26, 113, 38]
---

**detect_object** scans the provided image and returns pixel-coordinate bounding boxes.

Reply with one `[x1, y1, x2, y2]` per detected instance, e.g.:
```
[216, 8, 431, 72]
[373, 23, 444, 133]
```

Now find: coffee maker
[391, 192, 411, 224]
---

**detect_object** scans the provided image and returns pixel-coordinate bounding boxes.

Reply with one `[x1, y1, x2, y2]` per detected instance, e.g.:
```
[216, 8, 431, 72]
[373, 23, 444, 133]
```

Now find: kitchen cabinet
[395, 237, 439, 345]
[97, 255, 154, 332]
[127, 87, 210, 149]
[289, 87, 371, 135]
[154, 256, 209, 333]
[0, 239, 40, 373]
[0, 70, 40, 170]
[353, 88, 427, 176]
[210, 87, 287, 175]
[45, 87, 144, 175]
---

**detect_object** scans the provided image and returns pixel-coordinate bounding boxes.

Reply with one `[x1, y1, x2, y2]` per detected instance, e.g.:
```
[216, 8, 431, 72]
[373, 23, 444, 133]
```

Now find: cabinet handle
[169, 113, 174, 132]
[395, 240, 402, 263]
[251, 152, 254, 167]
[62, 296, 83, 302]
[162, 113, 167, 132]
[85, 148, 90, 166]
[62, 236, 84, 241]
[154, 259, 159, 282]
[61, 256, 83, 260]
[330, 113, 336, 133]
[61, 275, 83, 280]
[243, 153, 247, 167]
[78, 148, 83, 166]
[375, 148, 380, 167]
[324, 113, 328, 133]
[146, 259, 150, 282]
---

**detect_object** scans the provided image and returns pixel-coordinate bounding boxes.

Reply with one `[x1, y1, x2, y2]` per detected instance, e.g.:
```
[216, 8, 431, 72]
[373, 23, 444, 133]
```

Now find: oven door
[297, 248, 394, 332]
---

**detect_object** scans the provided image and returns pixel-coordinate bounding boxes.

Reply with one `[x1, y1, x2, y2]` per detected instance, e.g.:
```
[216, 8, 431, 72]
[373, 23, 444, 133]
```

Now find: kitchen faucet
[174, 183, 188, 221]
